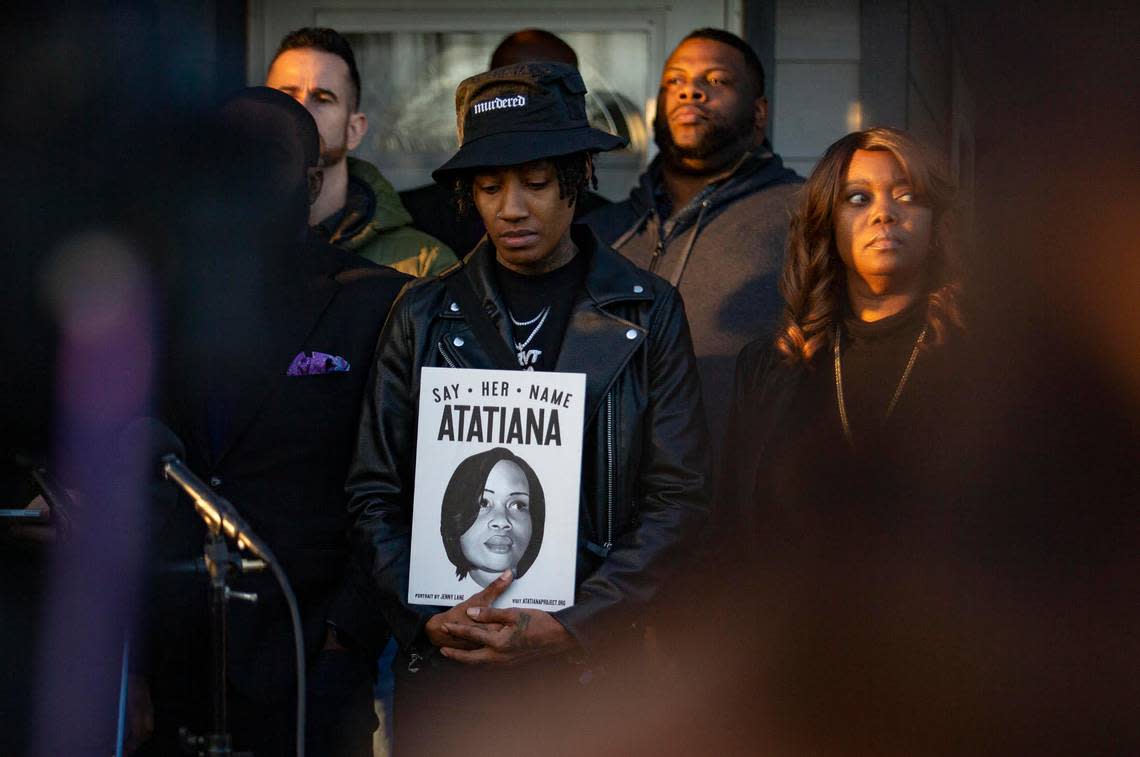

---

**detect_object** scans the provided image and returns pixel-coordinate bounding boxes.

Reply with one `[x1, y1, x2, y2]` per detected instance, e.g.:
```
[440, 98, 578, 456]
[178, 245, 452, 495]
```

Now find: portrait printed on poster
[440, 447, 546, 588]
[408, 367, 585, 611]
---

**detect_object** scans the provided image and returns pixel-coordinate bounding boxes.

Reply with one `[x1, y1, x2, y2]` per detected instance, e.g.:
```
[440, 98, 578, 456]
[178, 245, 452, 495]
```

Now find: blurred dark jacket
[150, 239, 409, 702]
[718, 314, 972, 558]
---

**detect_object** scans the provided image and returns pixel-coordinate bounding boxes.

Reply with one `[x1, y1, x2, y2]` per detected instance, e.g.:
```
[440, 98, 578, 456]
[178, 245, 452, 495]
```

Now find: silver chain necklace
[509, 306, 548, 327]
[509, 306, 551, 352]
[834, 322, 928, 447]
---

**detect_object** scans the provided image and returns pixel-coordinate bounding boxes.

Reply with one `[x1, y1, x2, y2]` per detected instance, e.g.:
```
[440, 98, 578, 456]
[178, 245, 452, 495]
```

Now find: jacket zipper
[604, 390, 615, 551]
[437, 342, 457, 368]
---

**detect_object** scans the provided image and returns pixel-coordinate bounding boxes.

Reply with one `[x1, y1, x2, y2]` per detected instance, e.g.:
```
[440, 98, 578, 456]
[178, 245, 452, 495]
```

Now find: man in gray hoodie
[585, 28, 802, 449]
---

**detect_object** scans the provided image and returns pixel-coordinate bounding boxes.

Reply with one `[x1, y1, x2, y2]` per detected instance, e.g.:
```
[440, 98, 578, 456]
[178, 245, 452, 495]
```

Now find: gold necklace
[833, 322, 928, 447]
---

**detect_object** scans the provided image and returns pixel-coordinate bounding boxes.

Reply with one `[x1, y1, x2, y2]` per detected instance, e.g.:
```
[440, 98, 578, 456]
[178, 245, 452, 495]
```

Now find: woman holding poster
[346, 61, 711, 753]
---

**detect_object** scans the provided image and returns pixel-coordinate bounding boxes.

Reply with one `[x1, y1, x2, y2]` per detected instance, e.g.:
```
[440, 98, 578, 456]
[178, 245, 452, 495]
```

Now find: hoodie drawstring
[669, 199, 710, 288]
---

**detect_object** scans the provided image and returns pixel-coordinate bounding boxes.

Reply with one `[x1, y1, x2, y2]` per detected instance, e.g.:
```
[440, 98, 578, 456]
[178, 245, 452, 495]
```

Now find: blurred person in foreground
[267, 27, 456, 276]
[399, 28, 611, 256]
[585, 28, 802, 453]
[346, 62, 710, 755]
[132, 87, 409, 756]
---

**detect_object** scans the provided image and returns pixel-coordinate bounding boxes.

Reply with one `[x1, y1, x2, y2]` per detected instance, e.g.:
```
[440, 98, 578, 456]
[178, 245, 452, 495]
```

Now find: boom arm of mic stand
[159, 459, 266, 560]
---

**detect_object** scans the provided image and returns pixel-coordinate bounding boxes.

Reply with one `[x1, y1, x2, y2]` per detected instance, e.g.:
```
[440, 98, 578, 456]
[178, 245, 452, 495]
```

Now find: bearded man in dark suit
[132, 87, 409, 757]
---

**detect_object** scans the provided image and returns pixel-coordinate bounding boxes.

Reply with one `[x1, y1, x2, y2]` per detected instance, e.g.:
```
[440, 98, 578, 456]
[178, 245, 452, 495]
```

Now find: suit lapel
[439, 243, 518, 371]
[168, 333, 213, 466]
[212, 248, 342, 465]
[558, 227, 655, 425]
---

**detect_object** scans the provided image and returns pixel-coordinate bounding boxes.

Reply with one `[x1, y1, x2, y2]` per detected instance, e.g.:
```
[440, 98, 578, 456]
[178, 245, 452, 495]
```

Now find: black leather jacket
[346, 226, 711, 656]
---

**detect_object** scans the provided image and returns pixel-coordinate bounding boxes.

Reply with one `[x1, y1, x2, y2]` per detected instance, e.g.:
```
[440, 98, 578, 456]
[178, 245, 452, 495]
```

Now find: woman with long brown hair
[719, 126, 966, 544]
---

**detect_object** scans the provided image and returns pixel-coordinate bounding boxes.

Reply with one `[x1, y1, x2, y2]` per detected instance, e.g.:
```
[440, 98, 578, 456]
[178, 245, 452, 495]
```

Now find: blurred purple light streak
[32, 233, 155, 756]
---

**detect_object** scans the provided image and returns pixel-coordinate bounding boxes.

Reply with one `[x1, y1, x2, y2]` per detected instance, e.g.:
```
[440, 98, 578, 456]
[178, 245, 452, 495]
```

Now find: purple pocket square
[286, 351, 350, 376]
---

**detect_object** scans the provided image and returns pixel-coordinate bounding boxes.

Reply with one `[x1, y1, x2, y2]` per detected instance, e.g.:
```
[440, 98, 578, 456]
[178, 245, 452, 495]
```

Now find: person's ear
[307, 166, 324, 205]
[753, 96, 769, 140]
[346, 111, 368, 151]
[573, 155, 595, 207]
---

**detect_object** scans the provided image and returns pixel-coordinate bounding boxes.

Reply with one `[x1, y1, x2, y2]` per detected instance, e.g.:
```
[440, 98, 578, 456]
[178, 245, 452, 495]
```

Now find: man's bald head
[214, 86, 321, 173]
[489, 29, 578, 70]
[202, 87, 323, 243]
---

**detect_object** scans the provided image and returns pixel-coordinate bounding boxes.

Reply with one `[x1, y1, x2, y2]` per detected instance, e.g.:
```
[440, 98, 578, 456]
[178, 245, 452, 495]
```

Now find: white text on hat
[472, 95, 527, 115]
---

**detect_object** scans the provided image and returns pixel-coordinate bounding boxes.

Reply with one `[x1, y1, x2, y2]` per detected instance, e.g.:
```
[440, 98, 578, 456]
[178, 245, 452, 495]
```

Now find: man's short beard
[320, 125, 350, 167]
[320, 140, 348, 167]
[653, 104, 755, 171]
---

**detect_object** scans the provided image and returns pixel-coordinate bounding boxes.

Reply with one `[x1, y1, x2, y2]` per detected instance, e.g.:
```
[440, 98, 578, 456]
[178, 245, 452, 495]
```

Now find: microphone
[120, 418, 269, 561]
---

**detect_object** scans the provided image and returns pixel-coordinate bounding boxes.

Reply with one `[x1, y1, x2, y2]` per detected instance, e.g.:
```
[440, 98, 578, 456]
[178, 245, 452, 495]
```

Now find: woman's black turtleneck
[740, 299, 955, 539]
[837, 298, 929, 447]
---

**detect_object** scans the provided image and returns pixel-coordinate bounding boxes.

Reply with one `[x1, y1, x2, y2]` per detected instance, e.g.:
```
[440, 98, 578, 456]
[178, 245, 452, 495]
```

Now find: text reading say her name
[430, 381, 573, 408]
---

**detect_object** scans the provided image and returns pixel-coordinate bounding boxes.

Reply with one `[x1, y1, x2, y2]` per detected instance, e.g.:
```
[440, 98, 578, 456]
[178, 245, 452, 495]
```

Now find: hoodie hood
[626, 149, 801, 242]
[328, 157, 459, 278]
[341, 156, 415, 243]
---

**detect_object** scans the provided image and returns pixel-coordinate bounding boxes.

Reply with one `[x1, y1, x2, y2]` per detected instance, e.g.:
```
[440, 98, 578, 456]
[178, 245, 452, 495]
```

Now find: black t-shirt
[494, 249, 588, 370]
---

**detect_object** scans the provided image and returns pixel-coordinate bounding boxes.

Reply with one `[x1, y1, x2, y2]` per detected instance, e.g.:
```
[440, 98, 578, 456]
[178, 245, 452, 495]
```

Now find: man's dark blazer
[148, 238, 410, 703]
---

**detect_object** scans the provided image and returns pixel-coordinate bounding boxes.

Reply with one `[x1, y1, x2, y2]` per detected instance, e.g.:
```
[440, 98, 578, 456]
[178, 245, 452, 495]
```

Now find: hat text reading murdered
[472, 94, 528, 116]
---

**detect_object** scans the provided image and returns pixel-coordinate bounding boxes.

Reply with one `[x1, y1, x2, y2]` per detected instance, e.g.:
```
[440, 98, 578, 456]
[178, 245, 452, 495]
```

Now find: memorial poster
[408, 367, 585, 610]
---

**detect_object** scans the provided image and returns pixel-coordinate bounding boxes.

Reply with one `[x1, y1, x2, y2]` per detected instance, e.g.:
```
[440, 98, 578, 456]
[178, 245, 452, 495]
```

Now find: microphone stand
[112, 422, 306, 756]
[177, 519, 262, 757]
[155, 448, 306, 757]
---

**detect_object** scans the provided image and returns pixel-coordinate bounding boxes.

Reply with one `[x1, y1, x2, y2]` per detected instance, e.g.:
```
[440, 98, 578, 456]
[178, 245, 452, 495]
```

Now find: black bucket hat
[432, 62, 628, 182]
